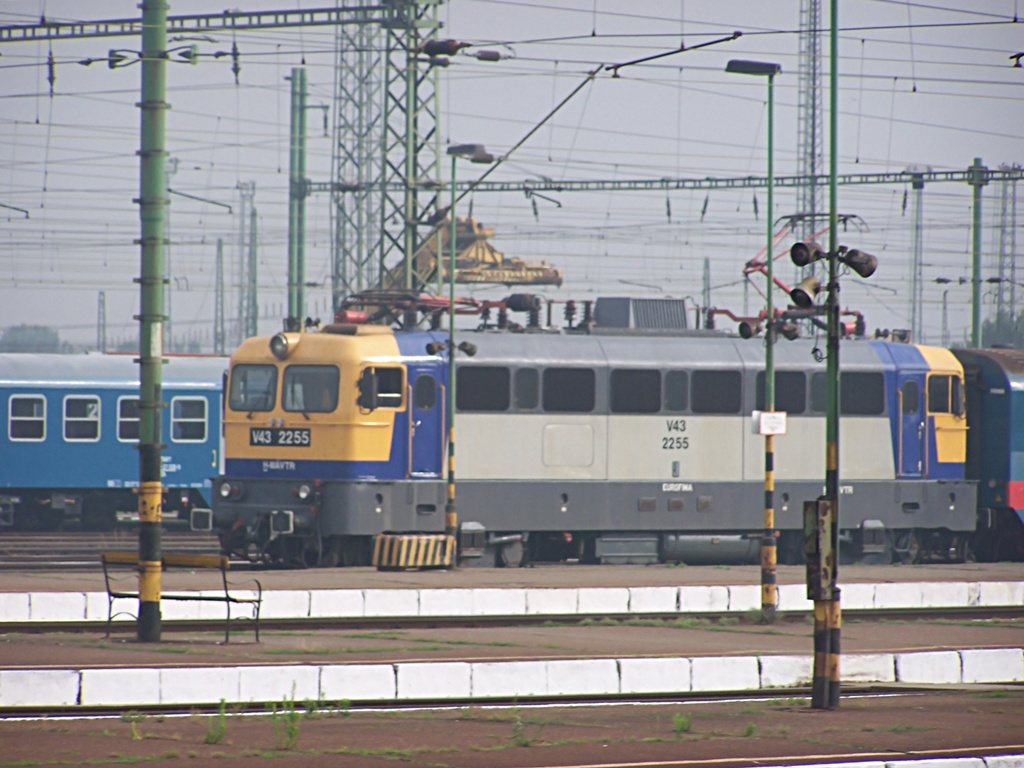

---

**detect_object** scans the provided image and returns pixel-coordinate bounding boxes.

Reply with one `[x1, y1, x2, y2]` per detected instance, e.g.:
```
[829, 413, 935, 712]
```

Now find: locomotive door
[898, 375, 924, 477]
[408, 364, 443, 477]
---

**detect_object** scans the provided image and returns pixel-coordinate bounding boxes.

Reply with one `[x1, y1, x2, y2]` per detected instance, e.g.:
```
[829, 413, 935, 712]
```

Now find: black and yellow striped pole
[725, 59, 782, 624]
[136, 0, 168, 641]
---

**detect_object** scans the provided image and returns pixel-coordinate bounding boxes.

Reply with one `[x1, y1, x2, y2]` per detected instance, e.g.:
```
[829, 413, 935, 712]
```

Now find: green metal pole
[812, 0, 842, 709]
[136, 0, 168, 642]
[287, 67, 307, 329]
[762, 71, 777, 624]
[445, 154, 458, 543]
[969, 157, 987, 347]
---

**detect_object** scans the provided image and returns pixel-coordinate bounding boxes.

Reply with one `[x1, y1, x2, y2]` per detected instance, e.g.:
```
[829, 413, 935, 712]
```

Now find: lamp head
[842, 248, 878, 278]
[790, 276, 821, 309]
[777, 321, 800, 341]
[790, 240, 826, 267]
[725, 59, 782, 77]
[738, 320, 762, 339]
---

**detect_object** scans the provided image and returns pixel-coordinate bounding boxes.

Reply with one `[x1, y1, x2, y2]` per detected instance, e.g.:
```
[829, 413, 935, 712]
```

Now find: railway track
[0, 530, 221, 570]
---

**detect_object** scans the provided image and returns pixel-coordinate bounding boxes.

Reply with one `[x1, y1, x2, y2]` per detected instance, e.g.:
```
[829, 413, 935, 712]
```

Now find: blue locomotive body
[0, 353, 225, 530]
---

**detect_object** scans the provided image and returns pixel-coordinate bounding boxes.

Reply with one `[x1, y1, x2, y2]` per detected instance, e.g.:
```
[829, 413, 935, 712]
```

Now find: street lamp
[443, 143, 494, 547]
[726, 58, 782, 624]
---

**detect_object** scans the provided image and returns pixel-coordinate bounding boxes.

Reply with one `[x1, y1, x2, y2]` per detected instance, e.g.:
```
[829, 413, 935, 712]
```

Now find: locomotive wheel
[497, 539, 524, 568]
[895, 530, 921, 564]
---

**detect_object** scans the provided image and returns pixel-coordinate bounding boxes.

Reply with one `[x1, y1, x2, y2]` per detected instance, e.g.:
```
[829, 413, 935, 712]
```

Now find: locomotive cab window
[927, 374, 962, 415]
[117, 397, 140, 442]
[284, 364, 339, 413]
[171, 397, 207, 442]
[9, 395, 45, 441]
[611, 369, 660, 414]
[457, 366, 510, 412]
[691, 370, 741, 414]
[64, 396, 100, 441]
[543, 367, 595, 413]
[229, 364, 277, 412]
[357, 366, 404, 411]
[756, 371, 806, 414]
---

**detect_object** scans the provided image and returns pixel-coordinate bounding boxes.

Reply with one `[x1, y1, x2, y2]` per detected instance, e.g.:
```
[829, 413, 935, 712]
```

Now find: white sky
[0, 0, 1021, 349]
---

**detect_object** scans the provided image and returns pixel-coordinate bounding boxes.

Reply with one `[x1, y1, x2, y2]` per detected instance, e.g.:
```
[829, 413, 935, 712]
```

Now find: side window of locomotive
[755, 371, 807, 414]
[840, 372, 885, 415]
[9, 395, 45, 441]
[901, 381, 920, 414]
[414, 375, 436, 410]
[229, 364, 277, 412]
[691, 370, 741, 414]
[927, 374, 952, 414]
[952, 375, 964, 416]
[283, 364, 339, 413]
[457, 366, 510, 412]
[117, 397, 141, 442]
[171, 397, 207, 442]
[542, 368, 595, 413]
[664, 370, 688, 412]
[810, 372, 826, 413]
[514, 367, 539, 410]
[611, 369, 660, 414]
[64, 396, 100, 441]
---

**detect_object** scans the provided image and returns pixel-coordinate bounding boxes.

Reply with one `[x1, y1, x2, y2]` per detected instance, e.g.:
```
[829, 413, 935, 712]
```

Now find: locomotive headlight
[297, 483, 312, 500]
[270, 332, 300, 360]
[219, 481, 235, 499]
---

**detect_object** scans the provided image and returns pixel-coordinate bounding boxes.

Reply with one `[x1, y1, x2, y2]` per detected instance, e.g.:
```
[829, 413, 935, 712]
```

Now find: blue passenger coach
[0, 353, 226, 530]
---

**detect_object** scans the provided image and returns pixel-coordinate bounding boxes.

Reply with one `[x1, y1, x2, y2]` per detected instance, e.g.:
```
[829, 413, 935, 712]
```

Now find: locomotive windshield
[283, 365, 340, 413]
[229, 364, 277, 412]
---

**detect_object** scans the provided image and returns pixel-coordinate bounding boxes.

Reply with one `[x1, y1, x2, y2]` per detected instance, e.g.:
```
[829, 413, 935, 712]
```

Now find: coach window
[414, 375, 436, 410]
[457, 366, 510, 412]
[171, 397, 208, 442]
[283, 364, 339, 413]
[229, 364, 277, 412]
[514, 368, 539, 410]
[9, 395, 45, 441]
[64, 396, 100, 441]
[664, 370, 688, 412]
[901, 381, 920, 414]
[840, 372, 885, 415]
[691, 370, 741, 414]
[543, 368, 595, 413]
[611, 369, 660, 414]
[117, 397, 140, 442]
[756, 371, 806, 414]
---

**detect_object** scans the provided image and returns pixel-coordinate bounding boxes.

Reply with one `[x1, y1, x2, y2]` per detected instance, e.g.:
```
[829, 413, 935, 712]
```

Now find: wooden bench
[100, 552, 262, 642]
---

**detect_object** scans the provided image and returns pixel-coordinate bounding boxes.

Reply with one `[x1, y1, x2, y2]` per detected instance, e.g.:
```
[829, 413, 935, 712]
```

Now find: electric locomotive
[208, 297, 998, 568]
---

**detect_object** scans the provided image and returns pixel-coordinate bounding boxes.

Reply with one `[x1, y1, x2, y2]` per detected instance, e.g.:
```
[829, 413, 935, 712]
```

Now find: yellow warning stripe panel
[372, 534, 454, 568]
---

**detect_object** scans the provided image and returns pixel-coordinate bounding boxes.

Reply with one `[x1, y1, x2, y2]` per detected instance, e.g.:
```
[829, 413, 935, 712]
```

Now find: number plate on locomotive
[249, 428, 311, 447]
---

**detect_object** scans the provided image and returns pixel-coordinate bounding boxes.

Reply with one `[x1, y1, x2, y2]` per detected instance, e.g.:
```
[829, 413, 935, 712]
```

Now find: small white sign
[751, 410, 787, 436]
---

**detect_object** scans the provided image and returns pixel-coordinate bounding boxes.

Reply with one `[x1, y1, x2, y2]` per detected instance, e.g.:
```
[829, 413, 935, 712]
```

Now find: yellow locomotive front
[209, 324, 448, 566]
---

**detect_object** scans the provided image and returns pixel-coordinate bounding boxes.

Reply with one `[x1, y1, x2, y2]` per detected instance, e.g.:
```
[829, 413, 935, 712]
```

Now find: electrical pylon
[796, 0, 824, 278]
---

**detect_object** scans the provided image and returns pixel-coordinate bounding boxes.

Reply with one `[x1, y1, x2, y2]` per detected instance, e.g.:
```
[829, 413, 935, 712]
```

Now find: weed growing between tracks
[2, 692, 1022, 766]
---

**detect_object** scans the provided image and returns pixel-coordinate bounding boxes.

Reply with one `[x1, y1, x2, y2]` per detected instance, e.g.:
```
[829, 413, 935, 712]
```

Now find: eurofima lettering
[662, 482, 693, 492]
